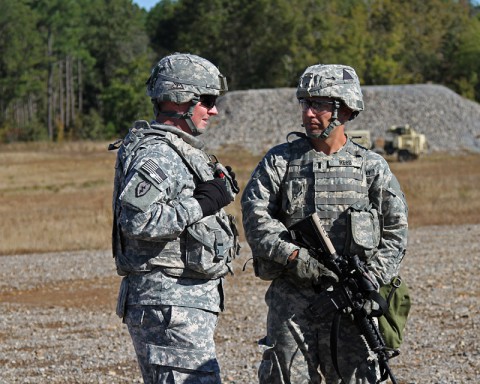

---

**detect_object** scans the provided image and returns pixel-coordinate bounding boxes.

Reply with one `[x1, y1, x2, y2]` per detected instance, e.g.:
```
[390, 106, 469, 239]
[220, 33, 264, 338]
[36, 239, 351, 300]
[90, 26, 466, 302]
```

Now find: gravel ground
[0, 224, 479, 383]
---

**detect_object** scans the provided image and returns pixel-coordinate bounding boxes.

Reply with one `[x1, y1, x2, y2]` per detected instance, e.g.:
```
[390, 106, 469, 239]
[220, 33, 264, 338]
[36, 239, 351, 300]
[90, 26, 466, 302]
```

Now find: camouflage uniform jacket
[241, 134, 408, 285]
[112, 121, 238, 312]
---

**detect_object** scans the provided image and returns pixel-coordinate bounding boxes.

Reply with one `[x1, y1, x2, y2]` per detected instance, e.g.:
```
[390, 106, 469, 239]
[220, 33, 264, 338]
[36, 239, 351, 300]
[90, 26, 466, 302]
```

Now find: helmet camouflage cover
[146, 53, 228, 104]
[296, 64, 364, 118]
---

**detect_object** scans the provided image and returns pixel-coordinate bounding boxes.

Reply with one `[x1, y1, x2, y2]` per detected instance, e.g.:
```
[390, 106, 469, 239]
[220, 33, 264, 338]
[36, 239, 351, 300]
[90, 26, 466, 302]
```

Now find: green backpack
[378, 276, 411, 349]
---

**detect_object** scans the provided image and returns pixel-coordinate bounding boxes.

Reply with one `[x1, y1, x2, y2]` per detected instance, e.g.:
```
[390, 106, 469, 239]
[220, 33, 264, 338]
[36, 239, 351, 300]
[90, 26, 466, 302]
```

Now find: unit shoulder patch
[136, 180, 152, 197]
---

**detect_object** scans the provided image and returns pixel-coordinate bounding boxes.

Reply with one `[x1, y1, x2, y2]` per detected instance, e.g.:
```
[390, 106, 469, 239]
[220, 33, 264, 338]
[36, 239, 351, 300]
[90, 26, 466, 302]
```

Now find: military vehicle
[346, 130, 372, 149]
[383, 125, 428, 162]
[347, 125, 427, 162]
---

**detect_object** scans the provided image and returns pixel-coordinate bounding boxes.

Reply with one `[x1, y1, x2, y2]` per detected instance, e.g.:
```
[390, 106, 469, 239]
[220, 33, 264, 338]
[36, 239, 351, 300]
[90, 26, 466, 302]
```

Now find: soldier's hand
[193, 178, 233, 217]
[284, 248, 338, 287]
[362, 298, 381, 316]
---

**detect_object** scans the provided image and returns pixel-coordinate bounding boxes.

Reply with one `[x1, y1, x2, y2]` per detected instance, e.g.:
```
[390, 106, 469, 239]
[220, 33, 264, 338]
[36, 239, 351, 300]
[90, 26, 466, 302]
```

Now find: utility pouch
[345, 201, 381, 260]
[378, 276, 411, 349]
[185, 212, 235, 278]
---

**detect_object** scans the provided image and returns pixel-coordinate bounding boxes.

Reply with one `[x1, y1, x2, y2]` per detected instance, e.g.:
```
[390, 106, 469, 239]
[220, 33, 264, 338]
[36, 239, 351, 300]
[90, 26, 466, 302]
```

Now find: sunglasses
[199, 95, 218, 109]
[299, 99, 335, 113]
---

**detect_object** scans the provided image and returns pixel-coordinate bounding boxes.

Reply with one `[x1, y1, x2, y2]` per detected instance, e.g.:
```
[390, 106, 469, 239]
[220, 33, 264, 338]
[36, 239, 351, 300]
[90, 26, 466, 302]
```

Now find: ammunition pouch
[345, 200, 382, 261]
[181, 212, 239, 278]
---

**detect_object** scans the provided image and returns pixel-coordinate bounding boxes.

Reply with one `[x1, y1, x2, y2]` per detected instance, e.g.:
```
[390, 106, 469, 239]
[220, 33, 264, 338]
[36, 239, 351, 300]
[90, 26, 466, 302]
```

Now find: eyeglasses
[199, 95, 218, 109]
[299, 99, 335, 113]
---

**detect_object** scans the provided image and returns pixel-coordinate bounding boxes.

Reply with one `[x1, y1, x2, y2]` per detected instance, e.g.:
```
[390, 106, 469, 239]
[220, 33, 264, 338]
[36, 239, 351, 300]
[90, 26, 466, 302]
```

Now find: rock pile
[204, 84, 480, 155]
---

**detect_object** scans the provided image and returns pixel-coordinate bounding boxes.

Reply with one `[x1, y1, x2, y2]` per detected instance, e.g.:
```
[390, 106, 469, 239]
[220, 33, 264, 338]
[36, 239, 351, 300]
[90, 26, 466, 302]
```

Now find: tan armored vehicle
[347, 126, 427, 162]
[384, 125, 428, 161]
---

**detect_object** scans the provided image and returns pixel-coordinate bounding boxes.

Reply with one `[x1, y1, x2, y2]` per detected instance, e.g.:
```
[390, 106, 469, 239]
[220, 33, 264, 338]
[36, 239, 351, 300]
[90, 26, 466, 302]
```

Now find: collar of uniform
[150, 122, 205, 149]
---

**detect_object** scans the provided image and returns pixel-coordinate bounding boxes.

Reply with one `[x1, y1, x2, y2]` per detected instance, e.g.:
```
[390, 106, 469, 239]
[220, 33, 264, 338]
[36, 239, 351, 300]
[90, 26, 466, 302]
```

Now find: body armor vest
[112, 121, 239, 279]
[281, 135, 369, 255]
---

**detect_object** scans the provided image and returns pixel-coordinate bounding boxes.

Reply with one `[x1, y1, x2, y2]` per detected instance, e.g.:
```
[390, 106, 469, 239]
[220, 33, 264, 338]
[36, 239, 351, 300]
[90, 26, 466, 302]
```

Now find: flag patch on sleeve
[141, 159, 168, 184]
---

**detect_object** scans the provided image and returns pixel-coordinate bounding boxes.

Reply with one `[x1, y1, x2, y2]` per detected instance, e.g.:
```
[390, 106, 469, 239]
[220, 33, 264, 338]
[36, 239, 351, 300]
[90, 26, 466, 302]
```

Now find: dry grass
[1, 141, 479, 255]
[389, 153, 480, 228]
[0, 141, 115, 255]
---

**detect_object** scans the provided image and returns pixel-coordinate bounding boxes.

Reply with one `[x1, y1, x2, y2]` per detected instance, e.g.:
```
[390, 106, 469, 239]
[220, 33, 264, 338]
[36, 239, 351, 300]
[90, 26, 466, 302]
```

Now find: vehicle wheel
[384, 142, 395, 155]
[398, 150, 411, 162]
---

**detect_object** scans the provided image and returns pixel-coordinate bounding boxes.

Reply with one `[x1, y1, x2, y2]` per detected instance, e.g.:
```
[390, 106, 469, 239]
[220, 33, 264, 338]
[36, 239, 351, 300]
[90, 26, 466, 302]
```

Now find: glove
[193, 178, 233, 217]
[225, 165, 240, 193]
[362, 298, 382, 316]
[284, 248, 339, 288]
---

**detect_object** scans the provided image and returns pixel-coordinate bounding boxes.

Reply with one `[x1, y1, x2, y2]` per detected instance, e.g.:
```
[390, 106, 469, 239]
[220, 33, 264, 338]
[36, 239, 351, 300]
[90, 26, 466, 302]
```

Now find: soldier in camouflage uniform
[111, 53, 240, 384]
[241, 64, 408, 383]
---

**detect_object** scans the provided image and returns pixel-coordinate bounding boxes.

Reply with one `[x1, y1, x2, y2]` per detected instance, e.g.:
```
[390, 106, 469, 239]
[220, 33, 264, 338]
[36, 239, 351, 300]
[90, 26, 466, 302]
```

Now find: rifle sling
[329, 291, 389, 384]
[369, 290, 389, 317]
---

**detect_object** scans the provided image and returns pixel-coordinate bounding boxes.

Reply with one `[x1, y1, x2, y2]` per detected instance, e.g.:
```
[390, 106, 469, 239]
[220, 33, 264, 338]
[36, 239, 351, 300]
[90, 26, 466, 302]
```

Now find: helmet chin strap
[317, 119, 341, 139]
[155, 98, 202, 135]
[319, 100, 341, 139]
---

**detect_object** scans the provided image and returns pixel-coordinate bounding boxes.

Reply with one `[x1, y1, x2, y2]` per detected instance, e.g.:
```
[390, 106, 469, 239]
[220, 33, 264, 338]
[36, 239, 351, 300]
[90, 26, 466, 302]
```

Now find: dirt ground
[0, 224, 479, 383]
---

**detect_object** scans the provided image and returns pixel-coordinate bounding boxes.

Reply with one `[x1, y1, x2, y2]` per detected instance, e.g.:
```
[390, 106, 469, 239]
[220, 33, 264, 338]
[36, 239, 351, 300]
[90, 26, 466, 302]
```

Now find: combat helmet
[146, 52, 228, 134]
[296, 64, 364, 139]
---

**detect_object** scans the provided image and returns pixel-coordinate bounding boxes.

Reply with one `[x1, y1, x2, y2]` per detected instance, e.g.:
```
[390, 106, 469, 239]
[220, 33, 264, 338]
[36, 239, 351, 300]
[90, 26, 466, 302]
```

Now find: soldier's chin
[305, 129, 325, 139]
[194, 125, 207, 135]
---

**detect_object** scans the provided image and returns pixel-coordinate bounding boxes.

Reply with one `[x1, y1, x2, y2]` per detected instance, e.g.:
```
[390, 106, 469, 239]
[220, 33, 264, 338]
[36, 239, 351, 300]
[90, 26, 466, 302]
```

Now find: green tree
[449, 12, 480, 99]
[146, 0, 179, 58]
[0, 1, 43, 141]
[101, 54, 153, 138]
[394, 0, 471, 85]
[30, 0, 84, 140]
[3, 0, 480, 143]
[359, 0, 409, 84]
[79, 0, 152, 138]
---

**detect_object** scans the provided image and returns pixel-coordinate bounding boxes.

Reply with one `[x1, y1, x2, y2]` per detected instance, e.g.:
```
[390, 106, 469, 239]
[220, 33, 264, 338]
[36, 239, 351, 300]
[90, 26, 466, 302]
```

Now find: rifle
[289, 212, 399, 384]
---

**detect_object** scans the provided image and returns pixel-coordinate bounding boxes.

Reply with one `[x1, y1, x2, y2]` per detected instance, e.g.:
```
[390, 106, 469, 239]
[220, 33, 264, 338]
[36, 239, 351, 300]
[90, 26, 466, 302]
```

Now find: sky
[133, 0, 159, 10]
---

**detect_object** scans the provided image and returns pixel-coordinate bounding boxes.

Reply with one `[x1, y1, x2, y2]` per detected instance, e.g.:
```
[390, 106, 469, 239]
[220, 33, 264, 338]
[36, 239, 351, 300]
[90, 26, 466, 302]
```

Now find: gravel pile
[0, 224, 479, 383]
[203, 84, 480, 155]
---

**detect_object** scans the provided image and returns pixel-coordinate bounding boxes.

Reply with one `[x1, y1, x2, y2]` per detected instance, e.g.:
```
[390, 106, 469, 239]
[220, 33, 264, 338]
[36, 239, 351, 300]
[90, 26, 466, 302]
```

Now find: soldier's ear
[340, 106, 354, 122]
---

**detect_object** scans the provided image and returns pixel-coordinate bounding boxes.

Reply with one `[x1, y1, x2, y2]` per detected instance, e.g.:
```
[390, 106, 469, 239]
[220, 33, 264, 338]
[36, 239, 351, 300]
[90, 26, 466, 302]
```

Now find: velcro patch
[141, 159, 168, 184]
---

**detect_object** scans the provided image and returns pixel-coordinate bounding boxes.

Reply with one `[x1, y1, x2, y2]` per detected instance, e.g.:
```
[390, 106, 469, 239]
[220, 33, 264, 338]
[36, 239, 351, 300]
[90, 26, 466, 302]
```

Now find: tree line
[1, 0, 479, 142]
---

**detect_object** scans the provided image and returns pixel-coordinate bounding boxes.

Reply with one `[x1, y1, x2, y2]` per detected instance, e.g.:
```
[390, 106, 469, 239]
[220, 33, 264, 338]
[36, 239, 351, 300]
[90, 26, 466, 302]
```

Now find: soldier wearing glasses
[241, 64, 408, 383]
[111, 53, 240, 384]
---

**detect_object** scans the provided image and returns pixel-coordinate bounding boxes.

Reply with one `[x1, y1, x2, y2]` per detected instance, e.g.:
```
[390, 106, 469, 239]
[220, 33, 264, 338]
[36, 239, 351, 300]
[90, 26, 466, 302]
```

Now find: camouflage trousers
[258, 278, 380, 384]
[125, 305, 221, 384]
